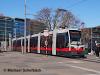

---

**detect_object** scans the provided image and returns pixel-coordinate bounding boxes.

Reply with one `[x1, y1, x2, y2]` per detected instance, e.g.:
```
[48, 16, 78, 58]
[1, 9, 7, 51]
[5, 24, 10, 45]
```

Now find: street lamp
[43, 29, 49, 56]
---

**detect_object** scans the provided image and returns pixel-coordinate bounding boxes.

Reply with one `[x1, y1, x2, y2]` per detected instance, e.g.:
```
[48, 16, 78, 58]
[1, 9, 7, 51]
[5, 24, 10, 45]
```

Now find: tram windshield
[69, 30, 81, 44]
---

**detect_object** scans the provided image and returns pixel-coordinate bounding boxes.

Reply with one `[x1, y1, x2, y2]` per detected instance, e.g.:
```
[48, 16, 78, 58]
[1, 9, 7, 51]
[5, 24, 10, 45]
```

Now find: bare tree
[54, 8, 80, 29]
[53, 9, 61, 29]
[35, 8, 52, 30]
[81, 28, 91, 44]
[35, 8, 81, 30]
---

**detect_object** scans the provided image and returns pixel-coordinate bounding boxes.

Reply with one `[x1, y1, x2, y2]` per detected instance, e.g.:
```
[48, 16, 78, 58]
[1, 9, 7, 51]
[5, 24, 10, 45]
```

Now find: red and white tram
[12, 28, 85, 57]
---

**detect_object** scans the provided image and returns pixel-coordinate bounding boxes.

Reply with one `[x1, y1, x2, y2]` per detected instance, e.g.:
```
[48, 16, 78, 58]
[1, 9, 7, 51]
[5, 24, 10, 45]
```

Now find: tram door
[30, 37, 38, 53]
[13, 41, 17, 51]
[56, 32, 69, 56]
[40, 34, 52, 55]
[16, 40, 21, 52]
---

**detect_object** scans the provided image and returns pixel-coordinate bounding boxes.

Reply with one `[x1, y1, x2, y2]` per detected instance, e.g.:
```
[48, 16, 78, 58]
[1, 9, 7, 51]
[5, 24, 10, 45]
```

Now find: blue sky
[0, 0, 100, 27]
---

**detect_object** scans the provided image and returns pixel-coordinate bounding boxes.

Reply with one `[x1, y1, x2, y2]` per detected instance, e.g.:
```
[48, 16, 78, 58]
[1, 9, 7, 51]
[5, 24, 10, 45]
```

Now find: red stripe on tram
[13, 47, 83, 52]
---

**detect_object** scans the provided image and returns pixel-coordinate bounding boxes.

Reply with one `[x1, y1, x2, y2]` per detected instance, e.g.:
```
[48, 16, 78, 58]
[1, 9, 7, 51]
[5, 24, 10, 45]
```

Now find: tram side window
[30, 38, 33, 47]
[40, 36, 45, 47]
[65, 32, 69, 47]
[47, 35, 52, 48]
[56, 33, 66, 48]
[17, 40, 21, 47]
[22, 39, 24, 46]
[13, 41, 16, 46]
[26, 39, 28, 46]
[35, 37, 38, 47]
[30, 37, 38, 48]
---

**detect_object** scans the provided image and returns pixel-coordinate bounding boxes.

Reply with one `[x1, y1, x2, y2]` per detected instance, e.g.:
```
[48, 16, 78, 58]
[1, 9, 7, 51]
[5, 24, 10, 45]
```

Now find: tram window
[47, 35, 52, 47]
[17, 40, 21, 46]
[13, 41, 16, 46]
[26, 39, 28, 46]
[40, 35, 52, 48]
[22, 39, 24, 46]
[56, 33, 66, 48]
[70, 30, 81, 41]
[40, 36, 45, 47]
[30, 37, 38, 47]
[65, 33, 69, 47]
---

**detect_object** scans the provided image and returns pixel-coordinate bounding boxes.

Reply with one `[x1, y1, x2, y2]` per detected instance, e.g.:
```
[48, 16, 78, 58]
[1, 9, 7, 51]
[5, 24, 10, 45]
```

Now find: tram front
[69, 30, 85, 57]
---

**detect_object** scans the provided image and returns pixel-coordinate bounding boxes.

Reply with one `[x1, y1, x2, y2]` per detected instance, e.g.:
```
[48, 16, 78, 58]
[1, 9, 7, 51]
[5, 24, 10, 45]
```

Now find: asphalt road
[0, 52, 100, 75]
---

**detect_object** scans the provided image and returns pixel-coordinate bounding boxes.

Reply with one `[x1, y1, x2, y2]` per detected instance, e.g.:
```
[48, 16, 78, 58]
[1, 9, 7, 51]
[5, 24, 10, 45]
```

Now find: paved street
[0, 51, 100, 75]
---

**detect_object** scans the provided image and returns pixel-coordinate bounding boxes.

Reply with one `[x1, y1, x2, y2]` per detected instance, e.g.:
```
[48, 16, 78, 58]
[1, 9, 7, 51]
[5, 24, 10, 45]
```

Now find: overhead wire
[67, 0, 88, 10]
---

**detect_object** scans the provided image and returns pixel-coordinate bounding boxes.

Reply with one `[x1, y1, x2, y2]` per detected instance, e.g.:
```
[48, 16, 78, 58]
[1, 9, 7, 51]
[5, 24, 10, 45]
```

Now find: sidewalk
[83, 53, 100, 63]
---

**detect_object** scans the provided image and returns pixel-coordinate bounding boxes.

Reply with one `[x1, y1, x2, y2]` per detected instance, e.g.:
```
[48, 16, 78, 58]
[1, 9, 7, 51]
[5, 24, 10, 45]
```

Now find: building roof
[0, 16, 12, 20]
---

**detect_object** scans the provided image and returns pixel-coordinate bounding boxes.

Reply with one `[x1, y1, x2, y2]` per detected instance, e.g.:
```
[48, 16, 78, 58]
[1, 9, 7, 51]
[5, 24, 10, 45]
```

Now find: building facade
[0, 16, 14, 42]
[0, 15, 47, 50]
[0, 16, 14, 51]
[92, 26, 100, 43]
[81, 26, 100, 49]
[13, 18, 25, 38]
[13, 18, 35, 38]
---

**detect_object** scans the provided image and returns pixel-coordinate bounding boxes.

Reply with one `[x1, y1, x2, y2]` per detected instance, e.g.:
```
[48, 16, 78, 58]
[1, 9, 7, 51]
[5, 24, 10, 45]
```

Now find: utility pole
[91, 27, 92, 53]
[24, 0, 27, 54]
[5, 17, 7, 51]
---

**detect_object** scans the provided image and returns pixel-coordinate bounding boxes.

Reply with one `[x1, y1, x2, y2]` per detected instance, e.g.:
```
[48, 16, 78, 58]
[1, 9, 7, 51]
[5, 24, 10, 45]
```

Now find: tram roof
[57, 28, 79, 33]
[12, 28, 79, 41]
